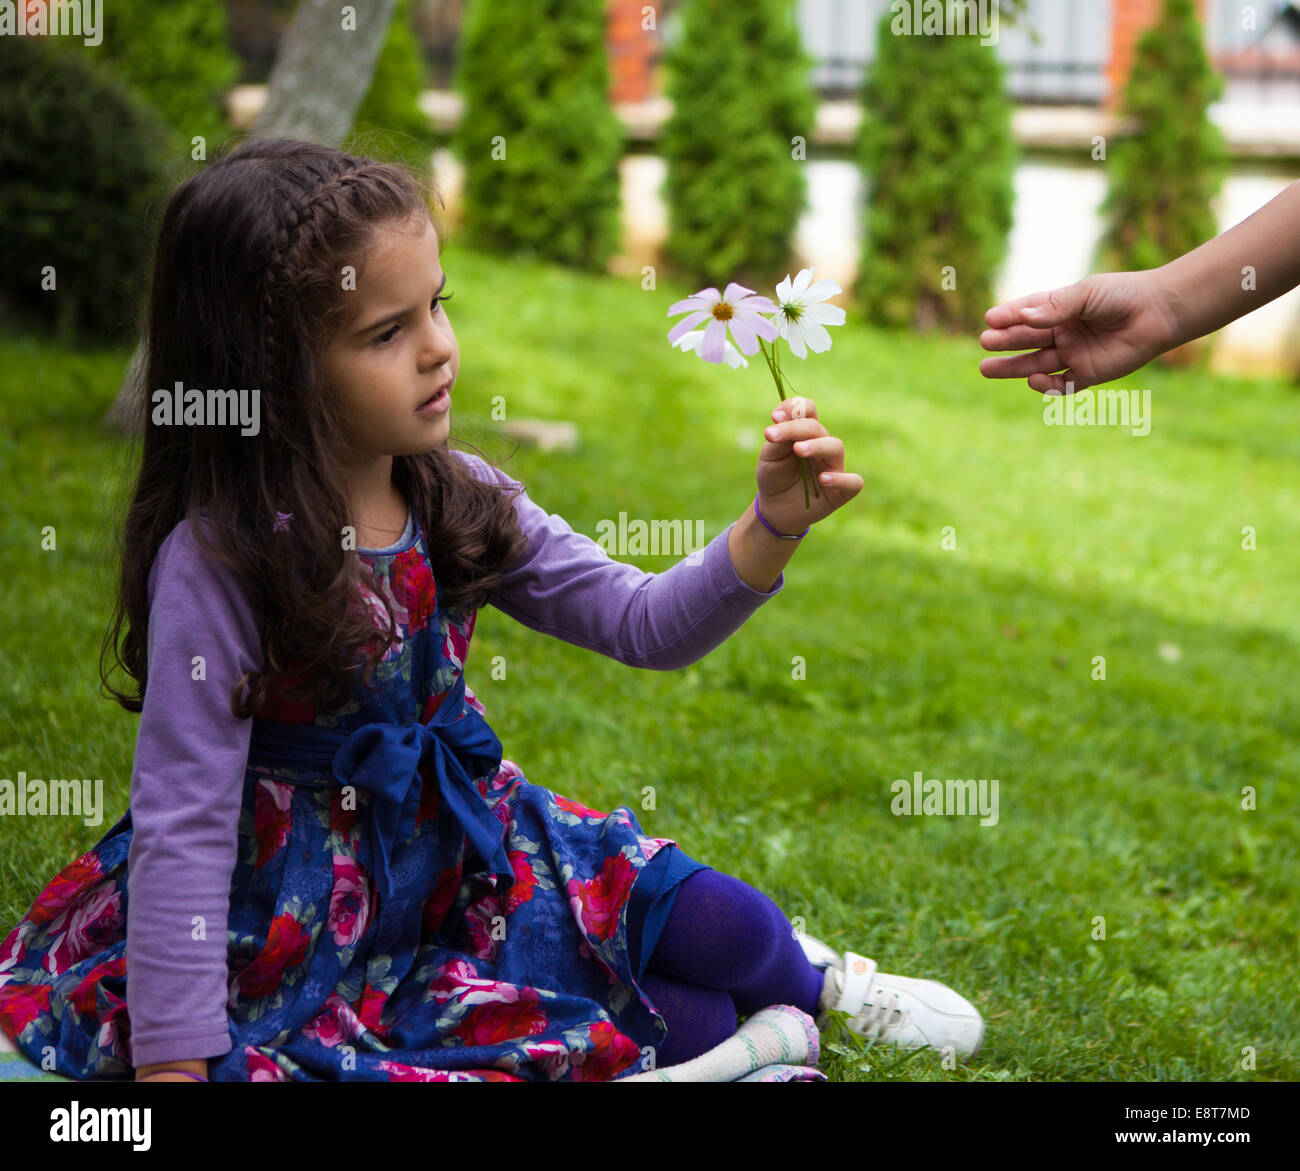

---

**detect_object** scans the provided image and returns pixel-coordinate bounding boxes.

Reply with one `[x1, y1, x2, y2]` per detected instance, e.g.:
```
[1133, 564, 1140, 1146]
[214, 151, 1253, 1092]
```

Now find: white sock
[617, 1006, 819, 1082]
[816, 964, 841, 1020]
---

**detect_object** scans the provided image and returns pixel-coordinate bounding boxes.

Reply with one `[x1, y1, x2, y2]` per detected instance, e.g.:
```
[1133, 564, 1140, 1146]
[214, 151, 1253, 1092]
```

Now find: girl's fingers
[772, 395, 817, 422]
[764, 418, 828, 445]
[816, 470, 864, 494]
[791, 436, 844, 461]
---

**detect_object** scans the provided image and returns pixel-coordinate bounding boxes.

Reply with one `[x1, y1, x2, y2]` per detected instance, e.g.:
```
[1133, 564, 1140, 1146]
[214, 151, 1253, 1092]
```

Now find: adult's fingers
[983, 289, 1057, 329]
[1028, 371, 1087, 395]
[979, 348, 1066, 380]
[979, 323, 1059, 352]
[1018, 281, 1092, 329]
[985, 281, 1091, 330]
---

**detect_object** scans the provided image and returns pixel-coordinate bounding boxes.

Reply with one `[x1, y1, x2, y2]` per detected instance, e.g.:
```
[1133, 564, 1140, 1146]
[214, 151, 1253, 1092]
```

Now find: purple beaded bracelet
[754, 492, 809, 540]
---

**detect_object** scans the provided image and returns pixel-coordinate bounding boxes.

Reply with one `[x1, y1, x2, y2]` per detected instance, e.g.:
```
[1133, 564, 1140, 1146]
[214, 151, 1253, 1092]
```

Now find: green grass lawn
[2, 242, 1298, 1082]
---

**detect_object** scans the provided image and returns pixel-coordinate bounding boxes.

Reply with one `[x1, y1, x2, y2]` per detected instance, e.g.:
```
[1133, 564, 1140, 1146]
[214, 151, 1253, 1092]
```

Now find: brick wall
[607, 0, 659, 103]
[1107, 0, 1209, 107]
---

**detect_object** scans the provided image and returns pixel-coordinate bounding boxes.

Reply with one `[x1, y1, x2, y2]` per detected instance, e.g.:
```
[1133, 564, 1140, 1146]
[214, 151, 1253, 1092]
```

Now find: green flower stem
[758, 339, 820, 509]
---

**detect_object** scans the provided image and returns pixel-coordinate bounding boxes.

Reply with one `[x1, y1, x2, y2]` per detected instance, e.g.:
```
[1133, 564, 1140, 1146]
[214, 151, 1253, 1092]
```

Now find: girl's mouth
[416, 383, 451, 414]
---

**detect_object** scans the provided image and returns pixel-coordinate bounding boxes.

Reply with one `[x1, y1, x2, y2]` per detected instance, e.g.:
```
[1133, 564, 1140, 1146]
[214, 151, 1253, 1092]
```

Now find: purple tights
[639, 868, 827, 1066]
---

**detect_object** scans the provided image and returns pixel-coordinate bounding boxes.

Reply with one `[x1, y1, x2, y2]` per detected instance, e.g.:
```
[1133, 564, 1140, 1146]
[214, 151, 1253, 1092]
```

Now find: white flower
[769, 269, 846, 359]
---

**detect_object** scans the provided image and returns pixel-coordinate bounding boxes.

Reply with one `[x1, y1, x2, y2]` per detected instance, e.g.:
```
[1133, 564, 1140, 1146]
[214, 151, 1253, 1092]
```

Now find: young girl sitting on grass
[0, 137, 983, 1082]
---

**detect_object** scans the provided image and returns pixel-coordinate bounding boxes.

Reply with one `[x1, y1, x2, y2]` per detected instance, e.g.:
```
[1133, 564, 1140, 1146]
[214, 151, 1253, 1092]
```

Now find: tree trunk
[253, 0, 400, 144]
[104, 0, 399, 433]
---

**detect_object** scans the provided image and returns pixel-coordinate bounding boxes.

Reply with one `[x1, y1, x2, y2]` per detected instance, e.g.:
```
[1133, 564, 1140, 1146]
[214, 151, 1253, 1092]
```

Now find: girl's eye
[374, 292, 454, 346]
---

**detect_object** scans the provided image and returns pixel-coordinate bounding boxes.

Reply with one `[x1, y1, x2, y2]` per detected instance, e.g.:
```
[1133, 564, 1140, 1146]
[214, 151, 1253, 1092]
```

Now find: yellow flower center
[712, 303, 734, 322]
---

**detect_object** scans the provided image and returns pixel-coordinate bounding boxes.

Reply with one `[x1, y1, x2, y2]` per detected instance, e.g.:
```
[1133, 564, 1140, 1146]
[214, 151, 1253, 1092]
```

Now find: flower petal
[679, 330, 748, 369]
[734, 294, 779, 315]
[802, 278, 842, 303]
[666, 295, 714, 316]
[800, 319, 834, 354]
[728, 315, 759, 355]
[737, 311, 779, 343]
[720, 340, 749, 369]
[721, 282, 757, 304]
[667, 311, 711, 345]
[792, 269, 814, 298]
[700, 317, 728, 364]
[804, 302, 847, 327]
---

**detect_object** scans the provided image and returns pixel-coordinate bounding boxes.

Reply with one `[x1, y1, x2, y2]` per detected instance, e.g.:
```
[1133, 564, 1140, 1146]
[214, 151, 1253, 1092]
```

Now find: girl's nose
[418, 317, 453, 362]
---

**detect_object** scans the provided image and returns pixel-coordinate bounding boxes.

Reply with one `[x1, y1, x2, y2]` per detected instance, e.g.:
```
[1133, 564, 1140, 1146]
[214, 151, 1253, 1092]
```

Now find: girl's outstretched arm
[457, 451, 786, 671]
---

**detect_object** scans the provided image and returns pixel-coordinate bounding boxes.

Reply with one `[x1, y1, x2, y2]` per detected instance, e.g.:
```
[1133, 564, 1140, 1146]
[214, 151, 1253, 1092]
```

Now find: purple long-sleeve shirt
[125, 450, 785, 1068]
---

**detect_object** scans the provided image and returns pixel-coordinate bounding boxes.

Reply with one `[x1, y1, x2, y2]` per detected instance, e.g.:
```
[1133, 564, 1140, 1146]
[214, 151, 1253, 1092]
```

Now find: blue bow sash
[246, 673, 513, 900]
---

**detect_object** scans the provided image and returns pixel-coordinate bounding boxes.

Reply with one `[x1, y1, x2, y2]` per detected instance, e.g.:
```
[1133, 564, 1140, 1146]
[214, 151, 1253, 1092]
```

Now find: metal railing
[796, 0, 1111, 105]
[227, 0, 1300, 110]
[794, 0, 1300, 107]
[1206, 0, 1300, 105]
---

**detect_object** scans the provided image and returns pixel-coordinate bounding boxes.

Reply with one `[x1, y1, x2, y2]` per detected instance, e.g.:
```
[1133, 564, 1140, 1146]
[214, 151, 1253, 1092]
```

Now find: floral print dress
[0, 512, 708, 1081]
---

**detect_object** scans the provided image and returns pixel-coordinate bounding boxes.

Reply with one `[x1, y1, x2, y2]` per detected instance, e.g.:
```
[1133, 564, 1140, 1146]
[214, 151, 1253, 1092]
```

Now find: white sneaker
[797, 933, 984, 1058]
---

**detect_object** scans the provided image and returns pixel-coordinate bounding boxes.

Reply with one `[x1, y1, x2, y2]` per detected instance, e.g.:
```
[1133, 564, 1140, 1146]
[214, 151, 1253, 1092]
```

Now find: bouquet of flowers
[667, 269, 845, 509]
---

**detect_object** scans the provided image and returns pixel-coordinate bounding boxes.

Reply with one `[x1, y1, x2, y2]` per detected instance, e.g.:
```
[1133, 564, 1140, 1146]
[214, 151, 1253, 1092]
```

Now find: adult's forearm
[1157, 179, 1300, 347]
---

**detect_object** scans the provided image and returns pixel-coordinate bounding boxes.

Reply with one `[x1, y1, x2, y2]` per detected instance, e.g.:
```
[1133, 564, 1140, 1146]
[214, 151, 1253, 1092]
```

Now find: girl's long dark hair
[100, 137, 532, 719]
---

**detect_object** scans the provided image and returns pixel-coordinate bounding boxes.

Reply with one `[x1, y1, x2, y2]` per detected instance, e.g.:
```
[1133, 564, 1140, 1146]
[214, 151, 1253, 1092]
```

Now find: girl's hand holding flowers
[667, 269, 861, 529]
[757, 394, 861, 536]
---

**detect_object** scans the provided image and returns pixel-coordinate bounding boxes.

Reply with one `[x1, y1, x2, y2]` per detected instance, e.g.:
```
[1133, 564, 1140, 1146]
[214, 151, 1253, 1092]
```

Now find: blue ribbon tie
[247, 674, 513, 900]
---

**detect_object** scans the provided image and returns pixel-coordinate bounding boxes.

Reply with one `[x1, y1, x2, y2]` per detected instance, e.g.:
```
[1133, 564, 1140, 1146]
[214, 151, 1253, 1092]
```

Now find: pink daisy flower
[666, 282, 779, 365]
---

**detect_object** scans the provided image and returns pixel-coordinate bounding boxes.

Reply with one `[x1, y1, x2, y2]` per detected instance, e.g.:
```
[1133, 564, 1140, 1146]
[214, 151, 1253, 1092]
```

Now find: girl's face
[322, 213, 457, 462]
